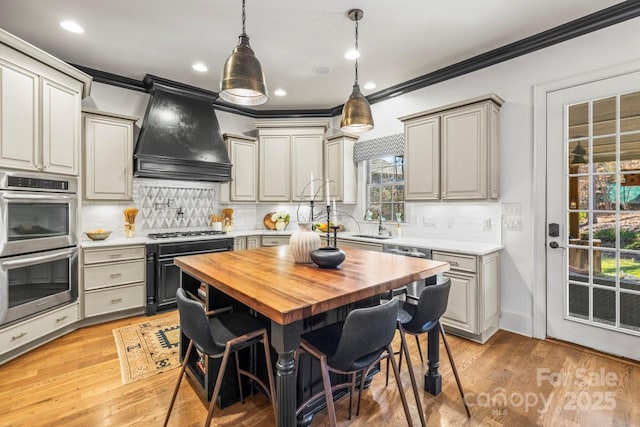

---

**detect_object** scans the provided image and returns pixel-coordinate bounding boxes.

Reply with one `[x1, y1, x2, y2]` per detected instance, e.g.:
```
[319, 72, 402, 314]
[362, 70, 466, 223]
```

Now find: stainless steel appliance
[0, 247, 78, 325]
[0, 172, 78, 327]
[145, 234, 233, 314]
[383, 243, 435, 301]
[0, 172, 77, 258]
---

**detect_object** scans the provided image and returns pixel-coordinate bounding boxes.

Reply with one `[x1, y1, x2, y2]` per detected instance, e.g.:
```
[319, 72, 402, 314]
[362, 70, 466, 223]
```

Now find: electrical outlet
[483, 218, 492, 231]
[423, 217, 435, 228]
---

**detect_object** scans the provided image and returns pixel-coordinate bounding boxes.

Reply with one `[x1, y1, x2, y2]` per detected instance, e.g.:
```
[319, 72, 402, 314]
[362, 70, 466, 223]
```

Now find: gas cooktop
[147, 230, 227, 240]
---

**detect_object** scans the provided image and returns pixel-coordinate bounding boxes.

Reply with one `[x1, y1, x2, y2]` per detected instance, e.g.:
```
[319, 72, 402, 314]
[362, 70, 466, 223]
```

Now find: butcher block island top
[174, 245, 450, 325]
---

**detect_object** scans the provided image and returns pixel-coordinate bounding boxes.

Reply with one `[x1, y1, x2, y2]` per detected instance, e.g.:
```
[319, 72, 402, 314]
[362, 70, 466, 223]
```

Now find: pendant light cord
[354, 16, 359, 84]
[241, 0, 247, 36]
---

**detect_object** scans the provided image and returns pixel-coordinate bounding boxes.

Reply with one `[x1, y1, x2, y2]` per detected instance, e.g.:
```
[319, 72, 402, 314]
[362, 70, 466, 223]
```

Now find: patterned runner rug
[112, 314, 180, 384]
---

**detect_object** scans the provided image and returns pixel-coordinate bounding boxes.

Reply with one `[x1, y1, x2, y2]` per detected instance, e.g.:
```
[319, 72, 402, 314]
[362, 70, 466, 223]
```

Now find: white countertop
[80, 229, 501, 256]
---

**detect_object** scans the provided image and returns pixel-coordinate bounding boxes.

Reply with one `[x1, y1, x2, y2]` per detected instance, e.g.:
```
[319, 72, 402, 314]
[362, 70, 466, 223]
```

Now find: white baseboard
[499, 308, 533, 338]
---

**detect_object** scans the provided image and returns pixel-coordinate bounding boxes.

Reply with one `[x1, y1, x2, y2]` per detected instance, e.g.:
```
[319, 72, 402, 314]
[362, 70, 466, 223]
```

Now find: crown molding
[75, 0, 640, 118]
[70, 64, 144, 93]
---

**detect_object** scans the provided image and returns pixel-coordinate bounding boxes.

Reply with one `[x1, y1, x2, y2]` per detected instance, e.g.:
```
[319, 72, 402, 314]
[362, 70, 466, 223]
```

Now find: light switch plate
[502, 203, 521, 216]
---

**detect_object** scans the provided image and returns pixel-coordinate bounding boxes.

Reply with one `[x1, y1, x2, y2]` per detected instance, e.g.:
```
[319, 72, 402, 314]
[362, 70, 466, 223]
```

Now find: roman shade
[354, 133, 404, 162]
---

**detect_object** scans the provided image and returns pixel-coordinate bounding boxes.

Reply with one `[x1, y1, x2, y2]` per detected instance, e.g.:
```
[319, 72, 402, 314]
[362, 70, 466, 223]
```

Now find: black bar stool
[394, 279, 471, 418]
[295, 298, 419, 426]
[164, 288, 277, 427]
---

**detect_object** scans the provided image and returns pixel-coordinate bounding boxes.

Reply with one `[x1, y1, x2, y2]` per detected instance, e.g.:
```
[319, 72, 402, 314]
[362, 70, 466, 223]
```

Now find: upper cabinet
[255, 121, 328, 202]
[325, 132, 358, 204]
[221, 133, 258, 202]
[400, 94, 503, 201]
[0, 31, 91, 176]
[83, 109, 138, 201]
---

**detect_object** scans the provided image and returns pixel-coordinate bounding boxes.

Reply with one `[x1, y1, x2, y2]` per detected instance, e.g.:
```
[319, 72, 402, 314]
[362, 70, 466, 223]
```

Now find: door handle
[549, 241, 566, 249]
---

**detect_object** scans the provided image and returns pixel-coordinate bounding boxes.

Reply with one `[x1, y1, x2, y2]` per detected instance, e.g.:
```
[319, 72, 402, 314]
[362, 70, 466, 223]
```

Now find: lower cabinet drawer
[84, 246, 145, 264]
[84, 283, 145, 318]
[0, 303, 79, 355]
[261, 235, 290, 246]
[84, 260, 145, 290]
[432, 251, 477, 273]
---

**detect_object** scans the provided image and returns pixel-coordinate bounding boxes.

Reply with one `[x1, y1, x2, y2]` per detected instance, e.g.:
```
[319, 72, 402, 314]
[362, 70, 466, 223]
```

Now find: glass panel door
[566, 90, 640, 334]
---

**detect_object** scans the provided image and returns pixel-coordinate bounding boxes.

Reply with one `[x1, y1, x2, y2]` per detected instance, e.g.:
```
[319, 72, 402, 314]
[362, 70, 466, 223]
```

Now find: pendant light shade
[341, 9, 374, 133]
[219, 0, 268, 106]
[340, 82, 374, 132]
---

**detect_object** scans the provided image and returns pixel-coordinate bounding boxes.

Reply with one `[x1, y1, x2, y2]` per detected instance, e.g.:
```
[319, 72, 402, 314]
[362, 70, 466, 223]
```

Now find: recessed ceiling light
[274, 89, 287, 97]
[363, 82, 377, 90]
[60, 20, 84, 34]
[344, 49, 360, 60]
[192, 63, 208, 72]
[313, 65, 331, 75]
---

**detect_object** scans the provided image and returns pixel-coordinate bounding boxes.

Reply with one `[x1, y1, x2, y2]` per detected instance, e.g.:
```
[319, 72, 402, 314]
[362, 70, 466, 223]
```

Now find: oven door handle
[1, 193, 76, 202]
[0, 247, 77, 269]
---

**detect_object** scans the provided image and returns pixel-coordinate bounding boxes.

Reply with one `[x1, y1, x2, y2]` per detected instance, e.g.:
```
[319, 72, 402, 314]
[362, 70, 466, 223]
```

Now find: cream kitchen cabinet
[221, 133, 258, 202]
[404, 116, 440, 200]
[400, 94, 503, 200]
[0, 302, 79, 358]
[83, 110, 137, 200]
[256, 121, 328, 202]
[325, 132, 358, 204]
[234, 235, 261, 251]
[247, 235, 261, 249]
[82, 245, 145, 318]
[234, 237, 246, 251]
[432, 250, 500, 343]
[0, 40, 87, 175]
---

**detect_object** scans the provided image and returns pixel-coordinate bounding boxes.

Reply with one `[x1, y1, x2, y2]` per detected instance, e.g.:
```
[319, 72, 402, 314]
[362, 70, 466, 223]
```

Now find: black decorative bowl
[311, 247, 346, 269]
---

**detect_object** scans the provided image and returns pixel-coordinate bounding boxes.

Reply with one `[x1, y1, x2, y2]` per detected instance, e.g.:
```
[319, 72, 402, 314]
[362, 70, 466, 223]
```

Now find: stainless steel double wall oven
[0, 172, 78, 327]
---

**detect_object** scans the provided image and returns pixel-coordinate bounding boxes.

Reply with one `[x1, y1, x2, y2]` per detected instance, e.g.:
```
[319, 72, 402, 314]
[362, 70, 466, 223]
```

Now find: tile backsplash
[81, 178, 501, 245]
[81, 178, 218, 237]
[136, 182, 216, 229]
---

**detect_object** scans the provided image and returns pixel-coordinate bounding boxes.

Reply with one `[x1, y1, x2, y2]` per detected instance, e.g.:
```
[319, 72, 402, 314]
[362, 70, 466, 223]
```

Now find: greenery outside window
[366, 156, 405, 222]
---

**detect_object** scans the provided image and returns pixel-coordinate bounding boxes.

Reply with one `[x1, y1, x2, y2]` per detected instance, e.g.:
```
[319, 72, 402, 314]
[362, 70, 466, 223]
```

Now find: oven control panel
[8, 176, 68, 191]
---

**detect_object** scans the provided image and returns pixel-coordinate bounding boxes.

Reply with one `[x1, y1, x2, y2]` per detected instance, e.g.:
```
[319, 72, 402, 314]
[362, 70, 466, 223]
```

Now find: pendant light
[219, 0, 268, 106]
[340, 9, 374, 133]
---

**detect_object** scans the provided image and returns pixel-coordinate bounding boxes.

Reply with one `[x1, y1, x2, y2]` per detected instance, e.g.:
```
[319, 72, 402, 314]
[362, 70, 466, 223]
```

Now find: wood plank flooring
[0, 311, 638, 427]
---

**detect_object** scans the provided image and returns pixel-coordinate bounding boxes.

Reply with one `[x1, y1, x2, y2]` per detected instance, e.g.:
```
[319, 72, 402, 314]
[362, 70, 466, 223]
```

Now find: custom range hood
[134, 77, 231, 182]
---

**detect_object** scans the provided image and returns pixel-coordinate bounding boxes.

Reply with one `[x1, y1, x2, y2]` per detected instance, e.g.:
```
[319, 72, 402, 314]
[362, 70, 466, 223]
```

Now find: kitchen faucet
[365, 206, 390, 236]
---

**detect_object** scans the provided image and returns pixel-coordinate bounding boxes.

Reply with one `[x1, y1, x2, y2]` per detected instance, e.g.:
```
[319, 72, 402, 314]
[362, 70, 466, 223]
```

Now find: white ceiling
[0, 0, 625, 110]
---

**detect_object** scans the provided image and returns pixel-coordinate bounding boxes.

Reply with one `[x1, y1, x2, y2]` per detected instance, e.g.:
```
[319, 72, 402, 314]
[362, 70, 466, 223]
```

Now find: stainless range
[383, 243, 436, 302]
[145, 231, 233, 314]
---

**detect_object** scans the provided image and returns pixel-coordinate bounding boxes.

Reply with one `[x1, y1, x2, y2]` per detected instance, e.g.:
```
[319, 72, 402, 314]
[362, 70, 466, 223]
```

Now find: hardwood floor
[0, 311, 638, 427]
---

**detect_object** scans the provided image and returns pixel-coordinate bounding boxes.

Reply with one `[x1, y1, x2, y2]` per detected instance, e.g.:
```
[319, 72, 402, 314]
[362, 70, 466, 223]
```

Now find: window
[366, 155, 405, 222]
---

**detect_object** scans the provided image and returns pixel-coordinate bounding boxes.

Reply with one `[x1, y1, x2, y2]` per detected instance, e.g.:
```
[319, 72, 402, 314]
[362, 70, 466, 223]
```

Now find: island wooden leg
[425, 324, 442, 395]
[271, 320, 302, 427]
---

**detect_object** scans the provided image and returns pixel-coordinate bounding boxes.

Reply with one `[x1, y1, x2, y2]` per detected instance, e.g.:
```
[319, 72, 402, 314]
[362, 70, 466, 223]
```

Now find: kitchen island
[175, 245, 449, 427]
